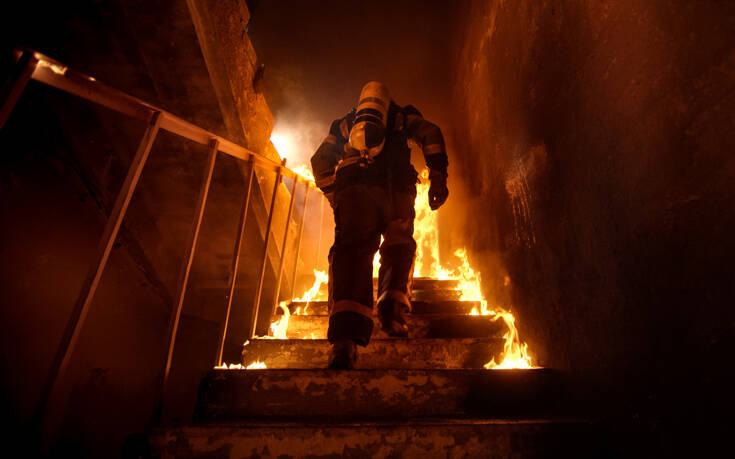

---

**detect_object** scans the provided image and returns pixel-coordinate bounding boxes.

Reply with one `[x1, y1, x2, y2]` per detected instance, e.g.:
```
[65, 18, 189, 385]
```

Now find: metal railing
[0, 49, 326, 430]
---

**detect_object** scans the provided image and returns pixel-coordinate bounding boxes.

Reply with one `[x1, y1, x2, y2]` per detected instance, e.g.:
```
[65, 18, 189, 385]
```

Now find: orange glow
[372, 237, 383, 278]
[404, 169, 537, 369]
[268, 302, 291, 339]
[245, 361, 267, 369]
[270, 132, 294, 161]
[291, 164, 315, 182]
[213, 361, 267, 370]
[262, 270, 328, 342]
[413, 170, 448, 279]
[293, 270, 328, 307]
[270, 129, 315, 182]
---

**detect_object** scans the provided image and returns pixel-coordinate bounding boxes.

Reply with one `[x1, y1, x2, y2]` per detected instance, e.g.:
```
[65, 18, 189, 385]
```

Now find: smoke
[265, 65, 334, 169]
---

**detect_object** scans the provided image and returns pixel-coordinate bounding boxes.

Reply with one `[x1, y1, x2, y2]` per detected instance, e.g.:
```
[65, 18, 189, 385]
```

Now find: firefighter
[311, 81, 449, 369]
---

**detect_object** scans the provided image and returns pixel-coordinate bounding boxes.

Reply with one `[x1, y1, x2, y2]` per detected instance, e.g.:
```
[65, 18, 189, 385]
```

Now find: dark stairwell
[1, 0, 734, 457]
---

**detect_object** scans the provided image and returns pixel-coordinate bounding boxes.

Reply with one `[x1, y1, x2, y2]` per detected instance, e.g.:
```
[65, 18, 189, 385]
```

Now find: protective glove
[428, 171, 449, 210]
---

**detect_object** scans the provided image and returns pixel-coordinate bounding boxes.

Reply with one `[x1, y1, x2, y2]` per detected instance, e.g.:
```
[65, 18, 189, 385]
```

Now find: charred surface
[287, 300, 482, 316]
[196, 369, 563, 421]
[150, 419, 603, 458]
[286, 314, 507, 339]
[241, 338, 505, 369]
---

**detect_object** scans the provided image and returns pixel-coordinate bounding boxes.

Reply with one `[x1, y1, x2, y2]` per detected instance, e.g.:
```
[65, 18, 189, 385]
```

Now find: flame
[407, 169, 537, 369]
[413, 170, 445, 278]
[214, 340, 268, 369]
[213, 363, 241, 369]
[482, 312, 534, 369]
[214, 361, 267, 370]
[269, 129, 315, 182]
[262, 270, 328, 341]
[293, 269, 328, 306]
[242, 155, 535, 368]
[448, 250, 535, 369]
[291, 164, 315, 182]
[372, 237, 383, 278]
[268, 302, 291, 339]
[251, 302, 291, 340]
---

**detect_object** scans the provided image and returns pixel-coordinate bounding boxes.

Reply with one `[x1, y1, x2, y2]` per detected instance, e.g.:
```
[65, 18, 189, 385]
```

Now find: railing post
[156, 138, 219, 422]
[35, 111, 162, 439]
[217, 157, 256, 366]
[248, 162, 285, 338]
[271, 175, 299, 316]
[289, 183, 311, 298]
[0, 51, 38, 131]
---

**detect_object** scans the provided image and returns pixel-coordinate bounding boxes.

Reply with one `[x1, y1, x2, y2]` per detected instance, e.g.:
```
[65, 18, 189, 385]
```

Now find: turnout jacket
[311, 102, 448, 196]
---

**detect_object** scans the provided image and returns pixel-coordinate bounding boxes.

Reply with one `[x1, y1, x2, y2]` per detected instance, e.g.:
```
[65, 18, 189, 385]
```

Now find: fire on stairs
[149, 274, 598, 457]
[219, 169, 536, 371]
[149, 170, 601, 457]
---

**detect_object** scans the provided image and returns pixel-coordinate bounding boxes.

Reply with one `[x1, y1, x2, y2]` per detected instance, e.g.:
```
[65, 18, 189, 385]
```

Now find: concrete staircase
[149, 278, 600, 457]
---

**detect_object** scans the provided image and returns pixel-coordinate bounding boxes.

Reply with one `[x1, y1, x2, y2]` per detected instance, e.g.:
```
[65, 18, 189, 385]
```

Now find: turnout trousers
[327, 183, 417, 346]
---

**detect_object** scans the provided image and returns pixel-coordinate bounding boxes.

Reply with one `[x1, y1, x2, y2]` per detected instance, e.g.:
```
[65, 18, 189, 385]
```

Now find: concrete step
[301, 288, 462, 302]
[285, 314, 505, 339]
[286, 300, 480, 315]
[196, 368, 560, 420]
[150, 418, 603, 458]
[411, 288, 462, 301]
[241, 338, 505, 369]
[402, 277, 460, 290]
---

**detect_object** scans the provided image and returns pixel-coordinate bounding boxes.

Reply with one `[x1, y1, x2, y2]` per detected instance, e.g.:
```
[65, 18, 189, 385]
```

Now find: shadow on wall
[449, 0, 735, 455]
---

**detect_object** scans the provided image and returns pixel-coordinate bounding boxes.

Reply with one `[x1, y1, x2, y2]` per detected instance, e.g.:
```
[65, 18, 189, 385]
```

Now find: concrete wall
[449, 0, 734, 454]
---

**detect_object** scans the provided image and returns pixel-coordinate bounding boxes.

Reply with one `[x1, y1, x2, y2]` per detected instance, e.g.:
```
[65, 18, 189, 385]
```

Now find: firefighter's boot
[327, 339, 357, 369]
[378, 298, 409, 337]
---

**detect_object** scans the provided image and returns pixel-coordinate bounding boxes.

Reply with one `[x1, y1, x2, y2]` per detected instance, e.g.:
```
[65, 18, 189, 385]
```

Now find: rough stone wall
[450, 0, 734, 453]
[187, 0, 276, 158]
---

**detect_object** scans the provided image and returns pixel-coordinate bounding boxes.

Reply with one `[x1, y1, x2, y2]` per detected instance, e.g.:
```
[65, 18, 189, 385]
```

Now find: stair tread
[285, 313, 505, 339]
[287, 313, 492, 318]
[151, 417, 601, 458]
[162, 417, 593, 428]
[213, 368, 544, 374]
[287, 300, 481, 315]
[376, 277, 460, 288]
[242, 337, 506, 369]
[197, 368, 559, 420]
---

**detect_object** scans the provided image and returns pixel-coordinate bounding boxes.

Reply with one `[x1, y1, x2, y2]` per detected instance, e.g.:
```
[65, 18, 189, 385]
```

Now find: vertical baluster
[289, 183, 311, 299]
[217, 157, 256, 366]
[271, 174, 299, 317]
[36, 111, 162, 435]
[249, 163, 284, 338]
[156, 138, 219, 422]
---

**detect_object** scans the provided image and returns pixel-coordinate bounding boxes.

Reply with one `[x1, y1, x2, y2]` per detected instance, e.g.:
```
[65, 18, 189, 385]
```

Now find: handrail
[0, 48, 323, 442]
[9, 48, 316, 185]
